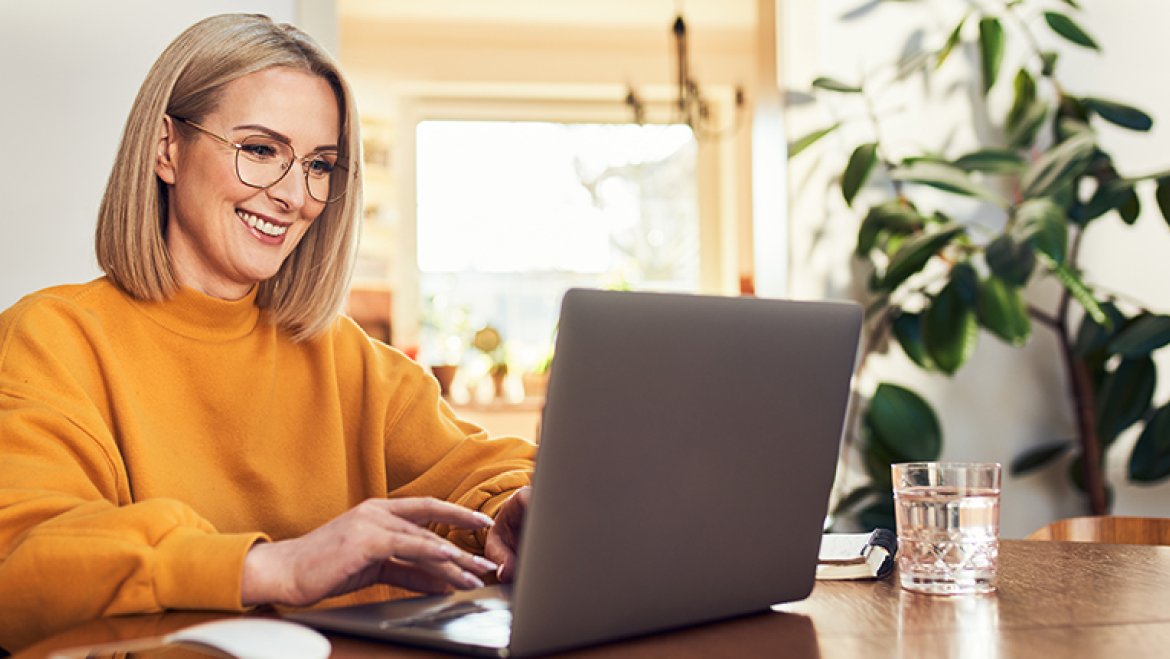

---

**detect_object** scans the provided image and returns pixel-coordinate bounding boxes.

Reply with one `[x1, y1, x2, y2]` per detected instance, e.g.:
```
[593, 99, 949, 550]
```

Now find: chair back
[1027, 516, 1170, 545]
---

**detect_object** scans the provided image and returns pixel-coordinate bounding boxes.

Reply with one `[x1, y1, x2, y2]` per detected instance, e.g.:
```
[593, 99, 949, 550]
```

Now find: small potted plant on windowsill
[421, 294, 470, 399]
[472, 325, 509, 399]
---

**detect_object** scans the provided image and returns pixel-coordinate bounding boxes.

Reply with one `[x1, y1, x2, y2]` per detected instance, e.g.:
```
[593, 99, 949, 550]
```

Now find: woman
[0, 13, 535, 651]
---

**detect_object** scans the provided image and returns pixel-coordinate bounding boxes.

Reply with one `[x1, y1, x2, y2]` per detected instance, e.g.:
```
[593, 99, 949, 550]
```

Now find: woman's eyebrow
[231, 123, 339, 152]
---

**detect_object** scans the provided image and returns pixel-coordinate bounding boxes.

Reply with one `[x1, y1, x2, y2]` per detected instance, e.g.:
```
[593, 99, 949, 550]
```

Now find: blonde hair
[95, 13, 362, 341]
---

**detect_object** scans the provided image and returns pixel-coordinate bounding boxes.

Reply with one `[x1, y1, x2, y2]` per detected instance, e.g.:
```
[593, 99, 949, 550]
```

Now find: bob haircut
[95, 13, 362, 342]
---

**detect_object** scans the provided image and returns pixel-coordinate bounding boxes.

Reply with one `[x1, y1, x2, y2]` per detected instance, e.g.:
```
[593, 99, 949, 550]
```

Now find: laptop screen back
[507, 289, 862, 656]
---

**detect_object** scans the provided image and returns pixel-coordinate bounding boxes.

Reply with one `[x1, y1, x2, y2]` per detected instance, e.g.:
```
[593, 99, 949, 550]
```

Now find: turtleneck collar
[134, 285, 263, 341]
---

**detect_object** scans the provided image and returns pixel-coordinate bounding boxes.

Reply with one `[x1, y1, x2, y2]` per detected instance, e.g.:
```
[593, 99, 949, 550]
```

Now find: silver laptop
[287, 288, 862, 656]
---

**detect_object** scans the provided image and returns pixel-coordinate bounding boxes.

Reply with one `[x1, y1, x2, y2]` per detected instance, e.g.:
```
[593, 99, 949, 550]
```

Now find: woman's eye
[241, 141, 281, 161]
[307, 156, 336, 176]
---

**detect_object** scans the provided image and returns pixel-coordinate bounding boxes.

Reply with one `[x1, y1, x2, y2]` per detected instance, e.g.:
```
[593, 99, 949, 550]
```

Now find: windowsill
[449, 396, 545, 413]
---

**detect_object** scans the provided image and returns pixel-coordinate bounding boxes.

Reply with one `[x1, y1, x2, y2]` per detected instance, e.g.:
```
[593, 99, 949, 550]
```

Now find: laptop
[287, 288, 862, 656]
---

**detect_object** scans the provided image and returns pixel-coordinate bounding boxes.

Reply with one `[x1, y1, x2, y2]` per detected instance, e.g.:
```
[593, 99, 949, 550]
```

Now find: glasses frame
[170, 116, 347, 204]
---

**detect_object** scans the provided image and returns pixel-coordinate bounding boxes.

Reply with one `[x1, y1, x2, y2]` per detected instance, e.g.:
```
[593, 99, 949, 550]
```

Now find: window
[416, 120, 699, 374]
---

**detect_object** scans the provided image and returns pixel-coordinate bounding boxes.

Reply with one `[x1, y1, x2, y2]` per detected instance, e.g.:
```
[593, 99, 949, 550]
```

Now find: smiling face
[155, 66, 341, 300]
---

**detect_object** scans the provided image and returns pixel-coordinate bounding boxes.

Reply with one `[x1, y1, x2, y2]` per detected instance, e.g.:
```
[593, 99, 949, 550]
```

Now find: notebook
[287, 288, 862, 657]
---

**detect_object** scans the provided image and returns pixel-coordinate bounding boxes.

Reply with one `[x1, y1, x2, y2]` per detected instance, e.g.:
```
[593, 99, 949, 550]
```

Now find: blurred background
[2, 0, 1167, 537]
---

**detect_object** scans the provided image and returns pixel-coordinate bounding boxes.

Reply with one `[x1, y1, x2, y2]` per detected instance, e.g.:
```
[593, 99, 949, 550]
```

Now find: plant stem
[1055, 227, 1108, 514]
[999, 0, 1111, 512]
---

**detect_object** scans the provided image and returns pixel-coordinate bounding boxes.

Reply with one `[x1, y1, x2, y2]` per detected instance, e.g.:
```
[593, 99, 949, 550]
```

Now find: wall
[0, 0, 327, 309]
[782, 0, 1170, 536]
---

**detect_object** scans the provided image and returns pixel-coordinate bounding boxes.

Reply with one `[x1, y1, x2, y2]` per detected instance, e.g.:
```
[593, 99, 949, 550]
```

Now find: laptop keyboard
[378, 597, 512, 647]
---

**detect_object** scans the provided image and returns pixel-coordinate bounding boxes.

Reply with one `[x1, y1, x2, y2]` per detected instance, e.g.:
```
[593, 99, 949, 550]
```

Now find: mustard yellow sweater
[0, 278, 535, 650]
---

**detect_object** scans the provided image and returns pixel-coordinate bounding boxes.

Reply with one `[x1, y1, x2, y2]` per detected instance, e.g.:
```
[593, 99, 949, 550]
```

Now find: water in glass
[895, 485, 999, 595]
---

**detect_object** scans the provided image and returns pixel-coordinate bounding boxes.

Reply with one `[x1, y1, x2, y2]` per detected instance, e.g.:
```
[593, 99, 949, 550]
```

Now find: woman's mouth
[236, 209, 289, 238]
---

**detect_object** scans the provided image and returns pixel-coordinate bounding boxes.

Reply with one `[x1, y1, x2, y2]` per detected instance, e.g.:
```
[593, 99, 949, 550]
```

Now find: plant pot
[430, 364, 458, 398]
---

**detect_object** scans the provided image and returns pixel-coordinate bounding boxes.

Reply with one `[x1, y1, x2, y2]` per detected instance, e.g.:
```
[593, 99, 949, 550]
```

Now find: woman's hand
[484, 486, 530, 582]
[241, 497, 498, 607]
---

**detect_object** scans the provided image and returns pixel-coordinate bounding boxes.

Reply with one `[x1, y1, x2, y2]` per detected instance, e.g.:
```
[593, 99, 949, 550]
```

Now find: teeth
[236, 210, 288, 237]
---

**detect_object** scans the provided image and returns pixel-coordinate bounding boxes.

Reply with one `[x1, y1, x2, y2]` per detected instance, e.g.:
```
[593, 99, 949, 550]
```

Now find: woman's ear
[155, 115, 179, 185]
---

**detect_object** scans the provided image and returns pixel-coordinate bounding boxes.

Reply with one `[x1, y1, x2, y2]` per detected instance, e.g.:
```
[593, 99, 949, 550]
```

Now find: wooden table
[16, 540, 1170, 658]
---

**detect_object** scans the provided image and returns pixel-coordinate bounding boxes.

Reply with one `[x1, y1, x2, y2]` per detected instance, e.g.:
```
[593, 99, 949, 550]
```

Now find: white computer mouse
[166, 618, 331, 659]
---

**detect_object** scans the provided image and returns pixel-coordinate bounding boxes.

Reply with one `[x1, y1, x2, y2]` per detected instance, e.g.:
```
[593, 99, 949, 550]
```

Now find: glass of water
[892, 462, 1001, 595]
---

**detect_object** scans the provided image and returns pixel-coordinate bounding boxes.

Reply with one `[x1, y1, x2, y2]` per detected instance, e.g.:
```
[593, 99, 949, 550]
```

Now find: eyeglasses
[171, 116, 348, 204]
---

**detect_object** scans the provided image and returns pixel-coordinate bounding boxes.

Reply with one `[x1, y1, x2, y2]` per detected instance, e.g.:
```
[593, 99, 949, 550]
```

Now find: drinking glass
[892, 462, 1001, 595]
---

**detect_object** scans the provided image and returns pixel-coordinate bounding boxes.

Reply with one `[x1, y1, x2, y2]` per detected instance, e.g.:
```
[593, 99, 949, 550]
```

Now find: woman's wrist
[240, 540, 282, 607]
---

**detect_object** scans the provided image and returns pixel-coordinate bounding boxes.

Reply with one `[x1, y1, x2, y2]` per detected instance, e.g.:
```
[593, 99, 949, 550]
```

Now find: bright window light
[416, 120, 699, 372]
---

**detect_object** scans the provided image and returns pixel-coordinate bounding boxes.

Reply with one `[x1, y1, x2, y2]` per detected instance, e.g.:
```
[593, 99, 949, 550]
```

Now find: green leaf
[1119, 186, 1141, 224]
[924, 279, 979, 375]
[1096, 356, 1156, 443]
[892, 311, 936, 370]
[1058, 96, 1090, 124]
[1036, 251, 1107, 325]
[1057, 118, 1093, 143]
[1006, 69, 1037, 134]
[1130, 404, 1170, 482]
[1108, 313, 1170, 358]
[1043, 11, 1099, 51]
[879, 223, 967, 291]
[951, 262, 980, 307]
[866, 383, 943, 461]
[1016, 198, 1068, 264]
[1010, 440, 1072, 476]
[1073, 300, 1123, 357]
[977, 276, 1032, 346]
[813, 76, 862, 93]
[985, 234, 1036, 286]
[1082, 97, 1153, 132]
[857, 498, 897, 532]
[862, 419, 900, 489]
[936, 14, 967, 69]
[1021, 132, 1096, 199]
[857, 198, 923, 256]
[1008, 101, 1049, 149]
[953, 148, 1026, 174]
[1081, 178, 1135, 223]
[889, 161, 1002, 200]
[1040, 50, 1060, 77]
[842, 142, 879, 207]
[978, 18, 1005, 94]
[788, 122, 842, 158]
[1158, 177, 1170, 230]
[1060, 0, 1081, 8]
[900, 153, 950, 167]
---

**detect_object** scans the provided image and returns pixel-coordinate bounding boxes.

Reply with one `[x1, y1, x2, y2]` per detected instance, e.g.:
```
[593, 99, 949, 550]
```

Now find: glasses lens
[235, 135, 347, 203]
[305, 153, 345, 203]
[236, 136, 294, 189]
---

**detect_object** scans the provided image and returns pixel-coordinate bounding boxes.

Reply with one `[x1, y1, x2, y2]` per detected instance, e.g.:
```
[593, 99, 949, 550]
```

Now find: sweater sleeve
[0, 298, 266, 651]
[381, 364, 536, 552]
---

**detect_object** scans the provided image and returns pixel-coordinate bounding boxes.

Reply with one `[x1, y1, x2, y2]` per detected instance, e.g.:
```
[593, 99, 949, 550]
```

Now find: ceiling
[337, 0, 757, 31]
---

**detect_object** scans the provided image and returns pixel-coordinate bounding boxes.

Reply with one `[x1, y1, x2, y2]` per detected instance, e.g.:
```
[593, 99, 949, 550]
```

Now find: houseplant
[790, 0, 1170, 528]
[472, 325, 509, 398]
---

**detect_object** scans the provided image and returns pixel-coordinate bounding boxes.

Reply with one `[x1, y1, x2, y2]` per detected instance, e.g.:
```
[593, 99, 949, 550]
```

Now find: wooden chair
[1027, 516, 1170, 545]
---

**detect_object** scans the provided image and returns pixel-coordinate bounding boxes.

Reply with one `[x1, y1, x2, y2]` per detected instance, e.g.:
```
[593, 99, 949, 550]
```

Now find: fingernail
[463, 571, 486, 589]
[440, 543, 461, 559]
[474, 512, 495, 526]
[473, 555, 498, 572]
